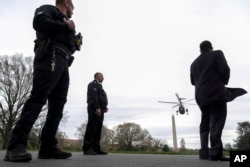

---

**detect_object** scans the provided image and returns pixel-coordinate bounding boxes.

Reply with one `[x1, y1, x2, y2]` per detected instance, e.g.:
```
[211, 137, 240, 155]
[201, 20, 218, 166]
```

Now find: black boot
[38, 147, 72, 159]
[4, 147, 32, 162]
[96, 150, 108, 155]
[199, 148, 209, 160]
[84, 148, 97, 155]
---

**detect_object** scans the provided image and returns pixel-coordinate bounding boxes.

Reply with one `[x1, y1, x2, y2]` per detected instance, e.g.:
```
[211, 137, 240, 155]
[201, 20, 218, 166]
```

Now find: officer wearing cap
[4, 0, 82, 162]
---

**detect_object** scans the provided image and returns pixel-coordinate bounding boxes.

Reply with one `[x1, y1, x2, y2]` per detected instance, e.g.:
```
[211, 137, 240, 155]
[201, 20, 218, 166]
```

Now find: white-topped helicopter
[158, 93, 195, 115]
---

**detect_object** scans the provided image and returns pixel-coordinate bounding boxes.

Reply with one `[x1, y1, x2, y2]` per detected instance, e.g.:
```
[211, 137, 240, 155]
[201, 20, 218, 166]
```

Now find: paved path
[0, 151, 229, 167]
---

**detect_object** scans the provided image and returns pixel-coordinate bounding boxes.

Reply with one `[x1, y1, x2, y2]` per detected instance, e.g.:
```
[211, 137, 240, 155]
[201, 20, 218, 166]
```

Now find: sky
[0, 0, 250, 149]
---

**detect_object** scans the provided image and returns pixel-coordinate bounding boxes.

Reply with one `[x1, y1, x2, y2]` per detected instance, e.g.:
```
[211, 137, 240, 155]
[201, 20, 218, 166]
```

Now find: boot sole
[6, 154, 32, 162]
[38, 153, 72, 159]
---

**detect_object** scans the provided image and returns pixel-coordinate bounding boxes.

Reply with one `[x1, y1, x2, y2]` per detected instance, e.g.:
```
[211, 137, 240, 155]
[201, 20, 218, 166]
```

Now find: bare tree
[0, 54, 33, 149]
[114, 122, 153, 151]
[28, 109, 47, 149]
[151, 138, 166, 151]
[100, 125, 115, 151]
[56, 129, 69, 139]
[29, 109, 69, 149]
[75, 121, 87, 140]
[0, 54, 70, 149]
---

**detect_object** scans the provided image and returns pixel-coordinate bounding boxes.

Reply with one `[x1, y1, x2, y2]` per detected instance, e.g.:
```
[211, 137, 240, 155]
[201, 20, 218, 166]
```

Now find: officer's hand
[64, 18, 75, 30]
[95, 109, 101, 116]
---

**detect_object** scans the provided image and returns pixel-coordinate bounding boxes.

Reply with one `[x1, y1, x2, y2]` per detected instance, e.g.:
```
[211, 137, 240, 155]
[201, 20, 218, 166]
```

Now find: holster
[34, 39, 51, 59]
[68, 56, 75, 67]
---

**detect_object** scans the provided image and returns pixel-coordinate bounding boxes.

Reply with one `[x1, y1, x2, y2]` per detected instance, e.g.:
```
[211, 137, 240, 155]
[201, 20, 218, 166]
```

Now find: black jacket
[190, 50, 230, 106]
[87, 80, 108, 110]
[33, 4, 76, 53]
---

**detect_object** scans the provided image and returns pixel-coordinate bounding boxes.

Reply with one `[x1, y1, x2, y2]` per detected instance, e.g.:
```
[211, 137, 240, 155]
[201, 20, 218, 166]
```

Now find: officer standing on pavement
[83, 72, 108, 155]
[4, 0, 82, 162]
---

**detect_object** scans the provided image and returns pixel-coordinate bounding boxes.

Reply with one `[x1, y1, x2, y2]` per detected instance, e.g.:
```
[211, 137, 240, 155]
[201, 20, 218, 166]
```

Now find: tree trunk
[2, 138, 9, 150]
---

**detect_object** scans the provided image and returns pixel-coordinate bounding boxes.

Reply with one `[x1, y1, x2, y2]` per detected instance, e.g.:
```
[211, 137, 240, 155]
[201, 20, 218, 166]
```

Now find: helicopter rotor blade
[183, 102, 196, 105]
[158, 101, 179, 104]
[183, 98, 194, 103]
[182, 98, 196, 105]
[175, 93, 185, 102]
[175, 93, 180, 101]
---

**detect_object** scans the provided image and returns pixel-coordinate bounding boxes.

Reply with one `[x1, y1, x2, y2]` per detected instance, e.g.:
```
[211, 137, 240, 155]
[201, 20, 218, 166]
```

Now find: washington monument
[172, 114, 178, 151]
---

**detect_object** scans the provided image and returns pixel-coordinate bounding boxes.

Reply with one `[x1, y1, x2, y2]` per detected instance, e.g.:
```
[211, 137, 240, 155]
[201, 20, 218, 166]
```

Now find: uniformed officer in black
[4, 0, 81, 162]
[83, 72, 108, 155]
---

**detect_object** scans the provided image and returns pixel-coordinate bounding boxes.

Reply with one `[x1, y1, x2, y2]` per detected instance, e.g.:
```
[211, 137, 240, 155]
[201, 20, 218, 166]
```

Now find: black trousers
[7, 53, 69, 151]
[199, 103, 227, 158]
[83, 107, 104, 152]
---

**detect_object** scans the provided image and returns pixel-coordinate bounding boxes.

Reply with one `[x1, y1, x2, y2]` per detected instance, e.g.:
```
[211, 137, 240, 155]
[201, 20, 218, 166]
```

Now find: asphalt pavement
[0, 151, 229, 167]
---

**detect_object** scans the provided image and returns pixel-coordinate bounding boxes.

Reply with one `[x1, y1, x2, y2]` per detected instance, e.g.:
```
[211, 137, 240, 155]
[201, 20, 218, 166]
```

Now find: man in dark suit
[190, 40, 230, 161]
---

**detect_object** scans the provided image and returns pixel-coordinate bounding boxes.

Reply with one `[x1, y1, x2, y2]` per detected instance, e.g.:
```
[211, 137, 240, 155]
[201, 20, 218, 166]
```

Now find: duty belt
[53, 46, 71, 61]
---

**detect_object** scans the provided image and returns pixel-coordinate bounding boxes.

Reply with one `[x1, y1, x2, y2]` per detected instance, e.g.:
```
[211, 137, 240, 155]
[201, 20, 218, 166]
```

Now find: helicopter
[158, 93, 195, 115]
